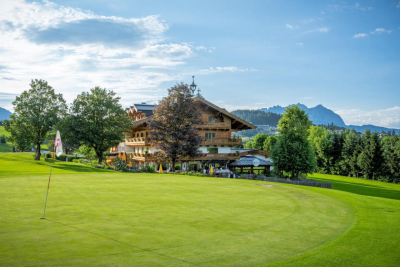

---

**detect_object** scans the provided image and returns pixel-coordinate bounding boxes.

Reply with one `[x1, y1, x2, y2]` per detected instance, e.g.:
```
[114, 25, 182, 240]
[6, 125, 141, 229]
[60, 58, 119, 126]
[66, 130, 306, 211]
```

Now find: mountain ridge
[0, 107, 12, 121]
[260, 103, 399, 134]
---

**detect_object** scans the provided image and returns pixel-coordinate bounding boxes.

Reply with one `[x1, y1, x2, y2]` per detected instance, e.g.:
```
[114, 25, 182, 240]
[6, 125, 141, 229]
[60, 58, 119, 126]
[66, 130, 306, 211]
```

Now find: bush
[56, 154, 77, 161]
[0, 134, 6, 144]
[46, 153, 52, 159]
[114, 157, 127, 171]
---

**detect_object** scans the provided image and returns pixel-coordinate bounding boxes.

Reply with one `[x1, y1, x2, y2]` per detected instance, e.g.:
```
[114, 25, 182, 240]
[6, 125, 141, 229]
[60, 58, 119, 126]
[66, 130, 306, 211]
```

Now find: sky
[0, 0, 399, 128]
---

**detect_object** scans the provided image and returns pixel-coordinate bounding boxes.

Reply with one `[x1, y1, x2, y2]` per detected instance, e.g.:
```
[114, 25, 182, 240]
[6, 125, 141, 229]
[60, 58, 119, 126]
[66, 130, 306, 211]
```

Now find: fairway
[1, 154, 399, 266]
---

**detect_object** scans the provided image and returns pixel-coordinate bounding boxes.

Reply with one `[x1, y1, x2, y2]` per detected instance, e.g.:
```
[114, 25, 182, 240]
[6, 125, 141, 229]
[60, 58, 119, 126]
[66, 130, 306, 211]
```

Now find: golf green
[0, 153, 399, 266]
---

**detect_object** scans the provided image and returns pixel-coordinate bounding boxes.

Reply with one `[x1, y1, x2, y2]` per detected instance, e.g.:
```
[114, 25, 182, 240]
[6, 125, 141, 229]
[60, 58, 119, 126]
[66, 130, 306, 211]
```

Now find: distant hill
[346, 124, 399, 134]
[261, 103, 346, 127]
[0, 107, 12, 121]
[231, 110, 281, 126]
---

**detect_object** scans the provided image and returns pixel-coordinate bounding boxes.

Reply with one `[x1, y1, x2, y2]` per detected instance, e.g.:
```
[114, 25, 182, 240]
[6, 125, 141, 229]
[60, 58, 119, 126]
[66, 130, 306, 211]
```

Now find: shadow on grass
[35, 160, 111, 173]
[311, 177, 400, 201]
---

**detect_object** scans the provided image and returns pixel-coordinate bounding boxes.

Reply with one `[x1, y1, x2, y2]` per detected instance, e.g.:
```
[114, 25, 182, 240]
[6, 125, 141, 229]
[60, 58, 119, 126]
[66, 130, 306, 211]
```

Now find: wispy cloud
[198, 67, 257, 75]
[303, 27, 330, 34]
[327, 3, 372, 12]
[336, 106, 400, 128]
[353, 33, 369, 38]
[370, 28, 392, 34]
[397, 1, 400, 8]
[353, 28, 392, 39]
[286, 24, 299, 30]
[296, 42, 303, 46]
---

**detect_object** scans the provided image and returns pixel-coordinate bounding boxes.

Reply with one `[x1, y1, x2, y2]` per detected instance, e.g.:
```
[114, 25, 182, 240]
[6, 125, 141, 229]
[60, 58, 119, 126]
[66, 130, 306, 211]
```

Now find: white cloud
[296, 42, 303, 46]
[301, 18, 316, 24]
[370, 28, 392, 34]
[353, 33, 369, 38]
[336, 106, 400, 128]
[397, 1, 400, 8]
[0, 1, 252, 110]
[198, 67, 257, 75]
[304, 27, 330, 34]
[286, 24, 299, 30]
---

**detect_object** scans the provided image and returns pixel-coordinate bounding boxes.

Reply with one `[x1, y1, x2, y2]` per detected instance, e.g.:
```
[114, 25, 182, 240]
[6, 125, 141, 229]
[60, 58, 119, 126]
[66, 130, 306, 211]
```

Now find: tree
[244, 140, 253, 149]
[150, 83, 202, 172]
[4, 79, 67, 160]
[340, 130, 361, 177]
[357, 130, 384, 179]
[61, 87, 131, 164]
[252, 133, 268, 150]
[0, 135, 6, 144]
[381, 136, 400, 183]
[263, 136, 277, 152]
[271, 105, 316, 179]
[308, 126, 333, 173]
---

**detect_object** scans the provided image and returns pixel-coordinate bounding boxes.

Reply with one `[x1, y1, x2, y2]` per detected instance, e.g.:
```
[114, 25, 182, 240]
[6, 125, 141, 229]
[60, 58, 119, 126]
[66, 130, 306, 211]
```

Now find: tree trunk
[172, 158, 176, 172]
[97, 151, 103, 164]
[35, 143, 41, 161]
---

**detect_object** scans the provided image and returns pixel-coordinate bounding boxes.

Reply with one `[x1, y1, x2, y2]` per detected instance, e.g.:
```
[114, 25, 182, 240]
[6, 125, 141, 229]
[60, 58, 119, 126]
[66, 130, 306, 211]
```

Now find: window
[208, 116, 217, 122]
[207, 147, 218, 154]
[205, 132, 215, 139]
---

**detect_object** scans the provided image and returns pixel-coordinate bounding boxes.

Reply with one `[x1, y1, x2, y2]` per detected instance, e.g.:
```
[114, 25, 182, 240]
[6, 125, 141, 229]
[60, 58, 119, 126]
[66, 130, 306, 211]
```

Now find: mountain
[0, 107, 12, 120]
[260, 104, 399, 134]
[261, 103, 346, 127]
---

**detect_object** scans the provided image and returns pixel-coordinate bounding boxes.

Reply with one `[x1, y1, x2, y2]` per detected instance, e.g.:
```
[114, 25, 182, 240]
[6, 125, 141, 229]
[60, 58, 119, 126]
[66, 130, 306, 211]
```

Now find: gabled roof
[229, 155, 271, 167]
[193, 97, 256, 130]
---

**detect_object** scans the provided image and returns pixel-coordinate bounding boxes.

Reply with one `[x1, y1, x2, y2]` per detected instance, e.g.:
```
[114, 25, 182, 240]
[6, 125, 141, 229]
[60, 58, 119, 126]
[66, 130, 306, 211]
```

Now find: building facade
[109, 96, 258, 171]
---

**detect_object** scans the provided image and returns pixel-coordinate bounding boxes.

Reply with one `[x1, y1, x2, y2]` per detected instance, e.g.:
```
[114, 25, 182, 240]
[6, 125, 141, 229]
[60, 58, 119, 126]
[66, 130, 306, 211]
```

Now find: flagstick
[41, 147, 56, 219]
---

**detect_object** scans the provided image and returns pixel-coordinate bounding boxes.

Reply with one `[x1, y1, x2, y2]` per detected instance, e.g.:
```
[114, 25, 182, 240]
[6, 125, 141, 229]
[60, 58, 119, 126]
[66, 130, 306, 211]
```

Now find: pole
[41, 147, 56, 219]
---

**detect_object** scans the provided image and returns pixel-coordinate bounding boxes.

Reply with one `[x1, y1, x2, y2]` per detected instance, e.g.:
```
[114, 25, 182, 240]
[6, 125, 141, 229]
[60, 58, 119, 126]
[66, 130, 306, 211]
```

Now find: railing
[201, 138, 241, 146]
[196, 122, 231, 129]
[126, 138, 151, 146]
[193, 153, 240, 161]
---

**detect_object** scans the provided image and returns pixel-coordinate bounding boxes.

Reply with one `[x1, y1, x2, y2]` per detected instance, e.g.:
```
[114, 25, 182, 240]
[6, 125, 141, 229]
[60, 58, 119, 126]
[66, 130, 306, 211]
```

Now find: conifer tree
[358, 130, 384, 179]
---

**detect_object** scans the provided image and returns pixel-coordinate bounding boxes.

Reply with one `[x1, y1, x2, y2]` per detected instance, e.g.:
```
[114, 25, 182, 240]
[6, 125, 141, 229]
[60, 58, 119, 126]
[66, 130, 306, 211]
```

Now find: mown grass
[0, 126, 12, 152]
[0, 153, 399, 266]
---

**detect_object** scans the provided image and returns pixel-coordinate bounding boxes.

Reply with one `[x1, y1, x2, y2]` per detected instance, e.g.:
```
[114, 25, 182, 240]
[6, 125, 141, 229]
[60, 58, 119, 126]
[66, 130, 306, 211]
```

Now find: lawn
[0, 153, 399, 266]
[0, 126, 12, 152]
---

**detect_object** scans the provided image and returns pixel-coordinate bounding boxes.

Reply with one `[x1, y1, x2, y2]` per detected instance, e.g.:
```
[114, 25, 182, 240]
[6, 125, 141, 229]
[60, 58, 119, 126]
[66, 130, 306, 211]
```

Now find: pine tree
[358, 130, 384, 179]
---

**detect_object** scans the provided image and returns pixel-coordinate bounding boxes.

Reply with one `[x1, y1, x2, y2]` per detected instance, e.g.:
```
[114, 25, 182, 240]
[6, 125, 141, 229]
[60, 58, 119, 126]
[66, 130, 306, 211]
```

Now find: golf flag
[55, 130, 63, 157]
[159, 164, 163, 173]
[210, 165, 213, 176]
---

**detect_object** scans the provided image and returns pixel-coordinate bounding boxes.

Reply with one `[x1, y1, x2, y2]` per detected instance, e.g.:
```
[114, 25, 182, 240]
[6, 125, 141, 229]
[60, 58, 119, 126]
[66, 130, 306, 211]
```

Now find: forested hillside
[231, 110, 281, 126]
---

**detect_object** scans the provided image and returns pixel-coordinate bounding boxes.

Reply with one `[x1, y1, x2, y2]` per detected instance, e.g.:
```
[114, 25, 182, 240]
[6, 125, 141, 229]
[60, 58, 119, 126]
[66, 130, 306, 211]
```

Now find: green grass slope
[0, 153, 399, 266]
[0, 126, 12, 152]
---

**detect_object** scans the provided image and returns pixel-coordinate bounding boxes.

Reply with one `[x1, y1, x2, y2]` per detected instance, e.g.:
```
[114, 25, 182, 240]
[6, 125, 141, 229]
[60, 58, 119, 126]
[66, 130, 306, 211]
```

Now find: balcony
[196, 121, 231, 130]
[126, 137, 151, 146]
[193, 153, 240, 161]
[201, 138, 241, 146]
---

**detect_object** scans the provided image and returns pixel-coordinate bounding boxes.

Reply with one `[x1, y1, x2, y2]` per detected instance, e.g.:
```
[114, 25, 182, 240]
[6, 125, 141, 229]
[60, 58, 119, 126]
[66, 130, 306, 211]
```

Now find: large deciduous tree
[4, 79, 67, 160]
[61, 87, 131, 164]
[271, 105, 316, 178]
[150, 83, 202, 172]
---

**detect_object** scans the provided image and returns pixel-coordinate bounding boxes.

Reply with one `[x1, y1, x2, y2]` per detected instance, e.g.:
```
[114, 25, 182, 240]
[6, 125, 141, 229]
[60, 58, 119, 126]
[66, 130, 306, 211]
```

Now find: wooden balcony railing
[196, 122, 231, 130]
[126, 137, 151, 146]
[201, 138, 241, 146]
[193, 153, 240, 161]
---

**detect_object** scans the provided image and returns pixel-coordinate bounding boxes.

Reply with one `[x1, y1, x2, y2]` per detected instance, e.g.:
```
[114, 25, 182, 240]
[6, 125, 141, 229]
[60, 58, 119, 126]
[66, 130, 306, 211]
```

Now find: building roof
[229, 155, 271, 167]
[128, 97, 255, 130]
[193, 97, 256, 130]
[134, 104, 155, 111]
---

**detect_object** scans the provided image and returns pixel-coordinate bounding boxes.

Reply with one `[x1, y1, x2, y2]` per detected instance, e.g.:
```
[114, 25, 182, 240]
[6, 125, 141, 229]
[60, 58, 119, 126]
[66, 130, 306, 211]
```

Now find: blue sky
[0, 0, 399, 127]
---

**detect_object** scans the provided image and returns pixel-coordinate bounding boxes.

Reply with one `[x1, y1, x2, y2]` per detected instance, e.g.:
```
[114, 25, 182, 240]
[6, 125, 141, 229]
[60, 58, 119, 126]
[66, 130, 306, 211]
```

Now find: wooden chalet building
[109, 77, 271, 174]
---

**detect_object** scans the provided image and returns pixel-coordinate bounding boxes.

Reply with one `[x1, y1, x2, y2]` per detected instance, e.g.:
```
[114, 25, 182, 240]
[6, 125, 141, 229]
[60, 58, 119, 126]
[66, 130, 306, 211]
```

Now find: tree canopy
[150, 83, 202, 171]
[4, 79, 67, 160]
[271, 105, 316, 178]
[60, 87, 131, 163]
